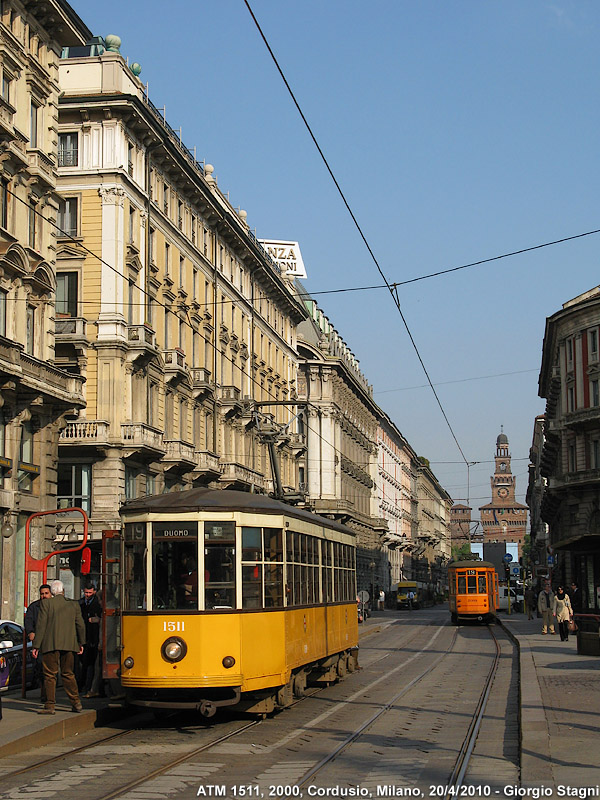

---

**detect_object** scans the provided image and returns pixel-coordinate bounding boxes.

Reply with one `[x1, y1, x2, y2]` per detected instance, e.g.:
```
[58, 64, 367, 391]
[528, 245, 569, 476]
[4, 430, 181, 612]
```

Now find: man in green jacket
[32, 579, 86, 714]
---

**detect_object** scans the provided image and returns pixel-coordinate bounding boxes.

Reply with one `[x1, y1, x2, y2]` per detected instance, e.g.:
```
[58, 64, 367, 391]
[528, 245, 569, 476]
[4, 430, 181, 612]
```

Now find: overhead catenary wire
[243, 0, 468, 467]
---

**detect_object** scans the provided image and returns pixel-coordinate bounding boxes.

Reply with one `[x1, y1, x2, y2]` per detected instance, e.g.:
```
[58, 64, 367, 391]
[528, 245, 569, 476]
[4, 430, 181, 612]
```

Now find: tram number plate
[466, 570, 476, 575]
[163, 621, 185, 632]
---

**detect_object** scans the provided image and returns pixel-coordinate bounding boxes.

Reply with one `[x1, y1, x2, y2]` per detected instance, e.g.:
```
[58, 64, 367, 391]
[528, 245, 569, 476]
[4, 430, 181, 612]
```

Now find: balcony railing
[191, 367, 212, 397]
[163, 439, 196, 468]
[219, 461, 265, 489]
[56, 316, 87, 340]
[193, 450, 222, 479]
[218, 385, 241, 401]
[121, 423, 165, 456]
[60, 420, 110, 446]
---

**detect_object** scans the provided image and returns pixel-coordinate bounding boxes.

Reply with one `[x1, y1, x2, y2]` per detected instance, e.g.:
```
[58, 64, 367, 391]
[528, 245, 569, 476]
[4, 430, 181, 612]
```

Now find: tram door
[101, 529, 121, 680]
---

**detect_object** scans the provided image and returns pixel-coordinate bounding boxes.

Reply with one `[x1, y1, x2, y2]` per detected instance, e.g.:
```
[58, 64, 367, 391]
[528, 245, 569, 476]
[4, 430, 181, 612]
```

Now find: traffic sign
[358, 590, 370, 603]
[512, 566, 520, 575]
[503, 553, 513, 563]
[547, 555, 555, 566]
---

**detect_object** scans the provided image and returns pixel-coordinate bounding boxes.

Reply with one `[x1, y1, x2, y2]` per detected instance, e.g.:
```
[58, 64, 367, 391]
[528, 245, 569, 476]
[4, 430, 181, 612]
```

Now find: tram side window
[287, 531, 319, 606]
[477, 573, 487, 594]
[457, 575, 467, 594]
[205, 521, 235, 609]
[124, 523, 146, 611]
[467, 575, 477, 593]
[153, 544, 198, 610]
[241, 526, 262, 609]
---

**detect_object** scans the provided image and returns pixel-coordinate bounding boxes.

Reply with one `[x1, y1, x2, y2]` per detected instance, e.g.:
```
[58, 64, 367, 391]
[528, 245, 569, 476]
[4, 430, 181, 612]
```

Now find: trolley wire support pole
[21, 507, 89, 698]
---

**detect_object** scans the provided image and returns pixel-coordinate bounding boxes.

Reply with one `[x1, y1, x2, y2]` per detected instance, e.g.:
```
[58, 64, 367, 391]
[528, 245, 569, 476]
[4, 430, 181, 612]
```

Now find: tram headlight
[123, 656, 134, 670]
[161, 636, 187, 663]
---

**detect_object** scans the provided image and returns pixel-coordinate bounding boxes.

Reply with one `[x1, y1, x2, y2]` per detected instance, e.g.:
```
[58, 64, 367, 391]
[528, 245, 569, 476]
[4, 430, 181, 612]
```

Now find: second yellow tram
[448, 560, 499, 624]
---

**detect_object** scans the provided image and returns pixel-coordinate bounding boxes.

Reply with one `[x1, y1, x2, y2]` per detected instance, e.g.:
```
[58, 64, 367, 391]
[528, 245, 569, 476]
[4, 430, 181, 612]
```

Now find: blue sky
[70, 0, 600, 508]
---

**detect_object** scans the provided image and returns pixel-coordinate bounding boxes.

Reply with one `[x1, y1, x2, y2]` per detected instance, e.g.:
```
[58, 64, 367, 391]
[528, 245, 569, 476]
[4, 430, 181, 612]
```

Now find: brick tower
[479, 429, 528, 555]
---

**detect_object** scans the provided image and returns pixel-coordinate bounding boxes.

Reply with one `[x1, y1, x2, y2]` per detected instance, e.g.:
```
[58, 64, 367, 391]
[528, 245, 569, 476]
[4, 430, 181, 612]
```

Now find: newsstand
[576, 615, 600, 656]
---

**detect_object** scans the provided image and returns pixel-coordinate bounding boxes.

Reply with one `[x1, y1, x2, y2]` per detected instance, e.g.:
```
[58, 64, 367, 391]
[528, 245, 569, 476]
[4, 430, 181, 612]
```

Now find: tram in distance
[115, 487, 359, 717]
[447, 560, 499, 624]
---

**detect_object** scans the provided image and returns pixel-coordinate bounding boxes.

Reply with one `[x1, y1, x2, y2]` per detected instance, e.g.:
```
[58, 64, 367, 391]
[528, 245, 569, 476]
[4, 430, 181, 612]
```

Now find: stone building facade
[0, 0, 89, 620]
[526, 414, 550, 584]
[449, 504, 473, 549]
[414, 459, 452, 597]
[536, 286, 600, 610]
[53, 38, 308, 583]
[377, 413, 419, 588]
[295, 288, 387, 597]
[479, 431, 528, 556]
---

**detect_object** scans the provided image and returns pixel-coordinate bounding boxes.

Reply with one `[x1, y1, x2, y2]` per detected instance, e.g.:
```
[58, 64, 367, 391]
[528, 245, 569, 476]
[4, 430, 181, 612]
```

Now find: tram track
[0, 616, 519, 799]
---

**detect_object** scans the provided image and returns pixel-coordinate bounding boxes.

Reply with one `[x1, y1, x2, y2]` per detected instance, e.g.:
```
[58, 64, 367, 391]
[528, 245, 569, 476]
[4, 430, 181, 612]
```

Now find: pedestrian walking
[537, 580, 555, 634]
[32, 579, 86, 715]
[553, 586, 573, 641]
[569, 581, 583, 614]
[79, 582, 102, 694]
[24, 583, 52, 704]
[407, 590, 415, 610]
[378, 589, 385, 610]
[524, 585, 536, 620]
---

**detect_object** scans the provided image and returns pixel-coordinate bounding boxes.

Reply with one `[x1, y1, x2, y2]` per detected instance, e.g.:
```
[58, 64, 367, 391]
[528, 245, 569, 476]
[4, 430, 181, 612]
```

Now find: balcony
[59, 420, 110, 448]
[219, 461, 265, 491]
[162, 348, 187, 385]
[311, 497, 354, 523]
[218, 385, 242, 418]
[121, 423, 165, 460]
[27, 148, 55, 191]
[128, 324, 158, 367]
[163, 439, 197, 472]
[56, 316, 88, 347]
[191, 367, 213, 399]
[192, 450, 222, 484]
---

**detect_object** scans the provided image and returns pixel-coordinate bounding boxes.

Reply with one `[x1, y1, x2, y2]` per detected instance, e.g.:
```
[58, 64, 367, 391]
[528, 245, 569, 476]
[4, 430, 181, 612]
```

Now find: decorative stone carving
[98, 186, 125, 206]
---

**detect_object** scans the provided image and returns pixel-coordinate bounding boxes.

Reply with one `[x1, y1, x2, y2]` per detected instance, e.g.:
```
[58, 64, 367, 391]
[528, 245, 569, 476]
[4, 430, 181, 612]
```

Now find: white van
[497, 585, 524, 612]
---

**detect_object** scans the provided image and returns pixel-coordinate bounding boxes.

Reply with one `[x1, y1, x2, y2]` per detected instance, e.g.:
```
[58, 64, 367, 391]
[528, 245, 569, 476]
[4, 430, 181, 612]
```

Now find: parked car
[0, 620, 35, 691]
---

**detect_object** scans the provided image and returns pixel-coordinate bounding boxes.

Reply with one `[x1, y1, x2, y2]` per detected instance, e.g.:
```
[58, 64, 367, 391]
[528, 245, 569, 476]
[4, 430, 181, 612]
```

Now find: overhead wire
[243, 0, 469, 466]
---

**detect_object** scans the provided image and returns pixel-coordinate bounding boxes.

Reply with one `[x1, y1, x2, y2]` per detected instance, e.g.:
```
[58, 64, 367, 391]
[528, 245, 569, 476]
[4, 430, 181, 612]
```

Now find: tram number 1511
[163, 621, 185, 632]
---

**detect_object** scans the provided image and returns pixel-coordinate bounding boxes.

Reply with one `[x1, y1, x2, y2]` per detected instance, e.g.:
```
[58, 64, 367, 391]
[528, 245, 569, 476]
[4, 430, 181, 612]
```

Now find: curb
[0, 703, 132, 759]
[498, 619, 552, 788]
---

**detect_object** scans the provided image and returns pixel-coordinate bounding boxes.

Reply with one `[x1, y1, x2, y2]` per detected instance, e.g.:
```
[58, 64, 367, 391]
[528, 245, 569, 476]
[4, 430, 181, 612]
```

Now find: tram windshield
[152, 522, 199, 610]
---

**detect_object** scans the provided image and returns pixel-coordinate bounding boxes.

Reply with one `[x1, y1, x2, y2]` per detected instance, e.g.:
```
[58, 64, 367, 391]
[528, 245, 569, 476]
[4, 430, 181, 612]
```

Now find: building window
[127, 141, 134, 176]
[129, 205, 135, 243]
[163, 183, 169, 215]
[26, 305, 35, 355]
[567, 338, 573, 364]
[125, 466, 138, 500]
[592, 380, 599, 408]
[56, 272, 78, 317]
[0, 288, 6, 336]
[1, 71, 12, 103]
[149, 227, 155, 263]
[568, 386, 575, 412]
[179, 256, 185, 287]
[0, 178, 8, 229]
[58, 133, 78, 167]
[28, 201, 36, 249]
[30, 100, 39, 147]
[179, 317, 185, 350]
[57, 197, 78, 238]
[568, 443, 576, 472]
[57, 463, 92, 514]
[591, 330, 599, 361]
[592, 439, 600, 470]
[145, 473, 155, 495]
[19, 419, 38, 493]
[164, 307, 170, 349]
[128, 280, 135, 325]
[164, 242, 170, 275]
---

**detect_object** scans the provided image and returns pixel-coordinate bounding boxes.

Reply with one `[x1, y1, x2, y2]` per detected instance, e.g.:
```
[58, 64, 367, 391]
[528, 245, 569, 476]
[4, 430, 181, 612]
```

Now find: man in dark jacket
[78, 582, 102, 694]
[32, 579, 85, 715]
[24, 584, 52, 703]
[569, 581, 583, 614]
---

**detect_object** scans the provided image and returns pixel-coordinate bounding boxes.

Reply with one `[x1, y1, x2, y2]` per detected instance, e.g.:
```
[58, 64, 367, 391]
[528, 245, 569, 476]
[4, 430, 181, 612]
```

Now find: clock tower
[479, 429, 528, 554]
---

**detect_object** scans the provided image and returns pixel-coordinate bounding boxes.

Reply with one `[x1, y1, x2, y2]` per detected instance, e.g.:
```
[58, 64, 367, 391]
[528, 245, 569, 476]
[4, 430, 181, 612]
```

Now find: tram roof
[448, 560, 496, 570]
[120, 487, 356, 536]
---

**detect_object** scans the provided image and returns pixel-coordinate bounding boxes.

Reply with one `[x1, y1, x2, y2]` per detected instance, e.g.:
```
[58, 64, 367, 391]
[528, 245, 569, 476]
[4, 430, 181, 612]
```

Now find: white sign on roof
[259, 240, 307, 279]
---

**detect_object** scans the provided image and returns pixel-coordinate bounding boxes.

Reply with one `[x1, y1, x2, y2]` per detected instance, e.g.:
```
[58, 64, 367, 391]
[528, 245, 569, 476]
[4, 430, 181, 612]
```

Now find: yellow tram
[447, 560, 499, 624]
[116, 488, 359, 716]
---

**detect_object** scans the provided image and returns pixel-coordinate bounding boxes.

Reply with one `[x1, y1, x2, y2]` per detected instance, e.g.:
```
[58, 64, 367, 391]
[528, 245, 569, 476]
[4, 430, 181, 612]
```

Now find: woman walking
[553, 586, 573, 641]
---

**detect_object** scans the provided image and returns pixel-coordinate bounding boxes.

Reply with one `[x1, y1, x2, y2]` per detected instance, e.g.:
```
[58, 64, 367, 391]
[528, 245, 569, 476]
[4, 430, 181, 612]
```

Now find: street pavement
[0, 606, 598, 794]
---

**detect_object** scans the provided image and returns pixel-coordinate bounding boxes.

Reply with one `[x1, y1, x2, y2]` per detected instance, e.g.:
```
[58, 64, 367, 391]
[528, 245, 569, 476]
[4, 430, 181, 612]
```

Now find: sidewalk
[0, 687, 128, 758]
[499, 612, 600, 790]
